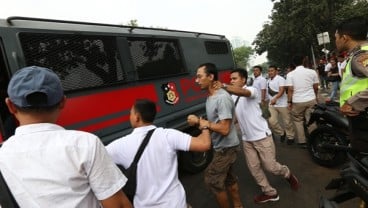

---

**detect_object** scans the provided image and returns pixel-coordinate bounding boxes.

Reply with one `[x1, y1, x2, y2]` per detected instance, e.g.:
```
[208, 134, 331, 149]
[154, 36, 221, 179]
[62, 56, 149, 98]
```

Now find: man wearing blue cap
[0, 66, 132, 208]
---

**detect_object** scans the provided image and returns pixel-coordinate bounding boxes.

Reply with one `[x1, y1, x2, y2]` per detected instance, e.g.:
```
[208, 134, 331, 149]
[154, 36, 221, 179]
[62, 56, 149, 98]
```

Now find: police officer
[335, 16, 368, 152]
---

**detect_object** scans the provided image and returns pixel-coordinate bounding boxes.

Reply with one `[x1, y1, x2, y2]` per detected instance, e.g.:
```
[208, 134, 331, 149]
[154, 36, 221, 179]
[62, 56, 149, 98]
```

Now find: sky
[0, 0, 274, 64]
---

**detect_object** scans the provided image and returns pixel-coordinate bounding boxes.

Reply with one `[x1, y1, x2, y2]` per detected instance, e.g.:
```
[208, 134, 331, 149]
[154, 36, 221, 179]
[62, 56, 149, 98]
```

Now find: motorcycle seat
[322, 110, 349, 130]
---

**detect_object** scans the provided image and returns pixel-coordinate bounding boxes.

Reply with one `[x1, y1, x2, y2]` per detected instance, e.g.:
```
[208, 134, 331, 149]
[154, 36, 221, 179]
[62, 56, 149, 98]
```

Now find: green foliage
[127, 19, 138, 27]
[233, 46, 254, 69]
[253, 0, 368, 68]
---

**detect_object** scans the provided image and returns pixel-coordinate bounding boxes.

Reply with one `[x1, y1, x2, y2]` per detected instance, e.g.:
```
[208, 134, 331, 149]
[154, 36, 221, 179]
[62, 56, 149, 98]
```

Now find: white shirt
[106, 125, 191, 208]
[338, 60, 347, 78]
[0, 123, 126, 208]
[252, 75, 267, 103]
[233, 86, 272, 141]
[286, 66, 319, 103]
[325, 62, 332, 72]
[267, 75, 287, 107]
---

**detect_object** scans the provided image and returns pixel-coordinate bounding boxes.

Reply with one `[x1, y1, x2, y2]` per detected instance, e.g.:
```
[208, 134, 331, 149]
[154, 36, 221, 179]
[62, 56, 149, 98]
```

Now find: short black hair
[292, 54, 305, 66]
[231, 68, 248, 80]
[133, 99, 156, 123]
[198, 62, 218, 81]
[15, 92, 61, 113]
[268, 65, 277, 70]
[336, 16, 368, 41]
[253, 65, 263, 72]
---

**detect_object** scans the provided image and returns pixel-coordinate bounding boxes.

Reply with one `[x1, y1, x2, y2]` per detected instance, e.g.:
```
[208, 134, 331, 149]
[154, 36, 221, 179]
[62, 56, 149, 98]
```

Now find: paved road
[180, 88, 361, 208]
[180, 138, 360, 208]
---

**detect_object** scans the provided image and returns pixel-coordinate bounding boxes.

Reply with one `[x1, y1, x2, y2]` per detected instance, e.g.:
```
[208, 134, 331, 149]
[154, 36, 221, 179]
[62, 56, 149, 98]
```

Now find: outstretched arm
[100, 190, 132, 208]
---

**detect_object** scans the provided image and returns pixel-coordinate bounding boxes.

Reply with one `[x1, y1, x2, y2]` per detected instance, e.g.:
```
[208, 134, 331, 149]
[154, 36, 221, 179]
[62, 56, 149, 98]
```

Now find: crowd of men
[0, 16, 367, 208]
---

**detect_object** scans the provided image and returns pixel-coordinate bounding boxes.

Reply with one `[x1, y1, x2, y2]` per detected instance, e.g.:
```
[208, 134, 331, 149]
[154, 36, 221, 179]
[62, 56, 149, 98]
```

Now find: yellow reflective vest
[340, 45, 368, 106]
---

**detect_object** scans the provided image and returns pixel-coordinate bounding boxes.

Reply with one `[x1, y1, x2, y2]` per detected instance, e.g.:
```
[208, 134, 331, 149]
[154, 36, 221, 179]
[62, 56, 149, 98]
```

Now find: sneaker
[287, 173, 300, 191]
[286, 139, 294, 145]
[254, 193, 279, 203]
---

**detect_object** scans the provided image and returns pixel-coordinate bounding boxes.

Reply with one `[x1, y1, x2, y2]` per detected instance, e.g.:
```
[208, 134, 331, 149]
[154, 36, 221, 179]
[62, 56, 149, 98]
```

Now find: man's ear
[58, 96, 67, 110]
[5, 98, 17, 114]
[342, 34, 350, 42]
[209, 73, 215, 81]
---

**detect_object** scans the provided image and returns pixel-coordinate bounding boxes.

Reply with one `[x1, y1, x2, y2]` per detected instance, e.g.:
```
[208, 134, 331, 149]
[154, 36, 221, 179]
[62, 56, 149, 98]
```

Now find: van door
[0, 39, 14, 143]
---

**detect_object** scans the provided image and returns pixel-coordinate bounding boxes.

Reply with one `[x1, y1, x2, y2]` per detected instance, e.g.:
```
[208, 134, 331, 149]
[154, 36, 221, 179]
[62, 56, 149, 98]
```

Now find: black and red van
[0, 16, 235, 172]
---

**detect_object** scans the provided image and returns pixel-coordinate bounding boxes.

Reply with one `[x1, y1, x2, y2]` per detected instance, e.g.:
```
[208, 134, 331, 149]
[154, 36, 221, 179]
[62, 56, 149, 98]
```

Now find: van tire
[179, 126, 213, 173]
[179, 149, 213, 173]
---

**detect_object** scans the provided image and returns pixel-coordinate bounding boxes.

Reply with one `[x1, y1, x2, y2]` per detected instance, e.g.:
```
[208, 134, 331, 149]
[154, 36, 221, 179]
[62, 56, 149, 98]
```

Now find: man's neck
[348, 40, 368, 53]
[208, 84, 217, 96]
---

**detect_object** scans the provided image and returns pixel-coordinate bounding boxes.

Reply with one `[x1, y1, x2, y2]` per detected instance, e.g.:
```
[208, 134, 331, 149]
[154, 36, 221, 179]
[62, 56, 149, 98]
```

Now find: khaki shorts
[204, 146, 239, 193]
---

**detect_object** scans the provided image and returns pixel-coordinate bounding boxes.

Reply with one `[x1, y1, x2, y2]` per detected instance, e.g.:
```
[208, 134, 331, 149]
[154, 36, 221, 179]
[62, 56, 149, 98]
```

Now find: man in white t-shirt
[106, 99, 211, 208]
[286, 55, 319, 147]
[215, 68, 299, 204]
[0, 66, 132, 208]
[252, 65, 269, 118]
[267, 66, 295, 144]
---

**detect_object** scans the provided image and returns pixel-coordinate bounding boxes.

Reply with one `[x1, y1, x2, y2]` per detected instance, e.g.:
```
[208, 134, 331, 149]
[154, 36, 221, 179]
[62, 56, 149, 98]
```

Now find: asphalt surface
[180, 87, 361, 208]
[180, 137, 360, 208]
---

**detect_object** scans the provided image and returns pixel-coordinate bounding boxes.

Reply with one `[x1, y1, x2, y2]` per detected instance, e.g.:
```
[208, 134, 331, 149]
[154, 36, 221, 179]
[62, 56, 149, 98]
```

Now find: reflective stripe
[340, 45, 368, 106]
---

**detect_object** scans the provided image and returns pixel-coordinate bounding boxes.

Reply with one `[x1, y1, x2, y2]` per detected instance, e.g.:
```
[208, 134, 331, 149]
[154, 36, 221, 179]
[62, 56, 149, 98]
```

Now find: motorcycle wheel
[308, 126, 348, 167]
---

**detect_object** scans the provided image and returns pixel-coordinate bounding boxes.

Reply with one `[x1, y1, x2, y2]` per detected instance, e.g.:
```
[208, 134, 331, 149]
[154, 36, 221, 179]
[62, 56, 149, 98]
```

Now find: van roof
[0, 16, 227, 40]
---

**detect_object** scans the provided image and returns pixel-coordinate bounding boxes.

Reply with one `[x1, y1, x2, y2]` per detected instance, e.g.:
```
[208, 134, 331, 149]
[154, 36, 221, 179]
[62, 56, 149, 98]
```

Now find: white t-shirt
[338, 60, 347, 78]
[0, 123, 126, 208]
[267, 75, 287, 107]
[325, 62, 332, 72]
[285, 66, 319, 103]
[233, 86, 272, 141]
[252, 75, 267, 103]
[106, 125, 191, 208]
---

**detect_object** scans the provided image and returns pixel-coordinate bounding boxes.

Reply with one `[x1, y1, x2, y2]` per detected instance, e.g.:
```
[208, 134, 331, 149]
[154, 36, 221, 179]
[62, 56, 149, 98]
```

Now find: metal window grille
[205, 41, 229, 54]
[19, 33, 124, 91]
[127, 37, 186, 79]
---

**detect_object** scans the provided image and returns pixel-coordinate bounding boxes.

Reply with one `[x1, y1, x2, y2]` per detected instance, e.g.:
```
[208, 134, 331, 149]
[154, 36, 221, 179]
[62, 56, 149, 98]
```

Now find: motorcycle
[306, 101, 350, 167]
[319, 152, 368, 208]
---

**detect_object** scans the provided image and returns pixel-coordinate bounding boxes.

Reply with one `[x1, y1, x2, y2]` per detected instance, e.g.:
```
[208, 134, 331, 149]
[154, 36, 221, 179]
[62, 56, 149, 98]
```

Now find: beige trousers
[243, 136, 290, 196]
[290, 99, 317, 143]
[268, 106, 295, 139]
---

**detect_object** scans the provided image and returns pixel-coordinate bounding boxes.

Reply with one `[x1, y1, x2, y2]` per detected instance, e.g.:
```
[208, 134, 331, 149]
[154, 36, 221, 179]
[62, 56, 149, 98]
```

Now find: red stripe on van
[79, 114, 130, 132]
[57, 84, 158, 131]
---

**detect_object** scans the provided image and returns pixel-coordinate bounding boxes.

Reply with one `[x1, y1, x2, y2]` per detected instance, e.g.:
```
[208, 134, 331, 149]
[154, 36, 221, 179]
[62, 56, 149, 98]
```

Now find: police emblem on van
[162, 82, 179, 105]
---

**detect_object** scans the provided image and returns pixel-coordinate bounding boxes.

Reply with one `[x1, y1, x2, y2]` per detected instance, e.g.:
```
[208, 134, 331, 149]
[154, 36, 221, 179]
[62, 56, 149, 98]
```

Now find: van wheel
[179, 149, 213, 173]
[179, 126, 213, 173]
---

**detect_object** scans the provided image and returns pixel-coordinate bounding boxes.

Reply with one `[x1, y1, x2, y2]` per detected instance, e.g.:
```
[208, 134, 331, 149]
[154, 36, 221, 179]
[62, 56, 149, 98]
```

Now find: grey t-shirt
[206, 88, 240, 149]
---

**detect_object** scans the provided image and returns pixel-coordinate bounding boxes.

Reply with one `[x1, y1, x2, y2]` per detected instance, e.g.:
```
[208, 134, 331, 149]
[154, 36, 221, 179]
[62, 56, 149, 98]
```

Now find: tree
[127, 19, 138, 27]
[233, 46, 254, 69]
[253, 0, 368, 68]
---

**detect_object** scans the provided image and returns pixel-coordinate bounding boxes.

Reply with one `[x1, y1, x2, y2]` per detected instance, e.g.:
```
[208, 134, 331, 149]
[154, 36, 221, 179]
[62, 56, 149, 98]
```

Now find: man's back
[286, 66, 319, 103]
[106, 125, 191, 208]
[0, 123, 126, 208]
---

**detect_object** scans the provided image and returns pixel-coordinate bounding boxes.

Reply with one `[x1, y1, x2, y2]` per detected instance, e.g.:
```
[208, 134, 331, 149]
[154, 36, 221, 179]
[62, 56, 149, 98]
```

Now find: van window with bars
[127, 37, 186, 79]
[19, 33, 124, 91]
[205, 41, 229, 54]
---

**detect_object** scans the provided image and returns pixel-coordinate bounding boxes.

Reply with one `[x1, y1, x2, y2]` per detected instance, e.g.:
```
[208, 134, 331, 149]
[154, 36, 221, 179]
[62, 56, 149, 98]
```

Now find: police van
[0, 16, 235, 172]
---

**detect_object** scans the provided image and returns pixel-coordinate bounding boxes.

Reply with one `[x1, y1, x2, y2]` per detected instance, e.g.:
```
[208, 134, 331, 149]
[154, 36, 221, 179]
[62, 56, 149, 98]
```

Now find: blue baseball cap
[7, 66, 64, 107]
